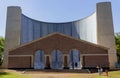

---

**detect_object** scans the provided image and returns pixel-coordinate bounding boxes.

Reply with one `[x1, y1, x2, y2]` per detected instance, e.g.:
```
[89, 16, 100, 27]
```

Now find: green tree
[115, 33, 120, 64]
[0, 37, 4, 65]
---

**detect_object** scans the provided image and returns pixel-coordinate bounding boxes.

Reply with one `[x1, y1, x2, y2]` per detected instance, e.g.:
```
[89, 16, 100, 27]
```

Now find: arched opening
[34, 50, 45, 69]
[51, 50, 63, 69]
[69, 49, 80, 69]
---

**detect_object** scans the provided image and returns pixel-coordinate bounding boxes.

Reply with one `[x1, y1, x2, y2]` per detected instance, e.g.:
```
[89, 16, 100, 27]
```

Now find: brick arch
[33, 49, 44, 56]
[69, 48, 80, 52]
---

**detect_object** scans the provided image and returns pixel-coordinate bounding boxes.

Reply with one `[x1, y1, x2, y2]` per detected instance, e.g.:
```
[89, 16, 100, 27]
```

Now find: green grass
[93, 70, 120, 78]
[0, 72, 30, 78]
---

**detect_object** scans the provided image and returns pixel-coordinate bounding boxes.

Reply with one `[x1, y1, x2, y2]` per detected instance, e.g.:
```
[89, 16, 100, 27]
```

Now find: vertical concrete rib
[2, 6, 21, 68]
[96, 2, 117, 68]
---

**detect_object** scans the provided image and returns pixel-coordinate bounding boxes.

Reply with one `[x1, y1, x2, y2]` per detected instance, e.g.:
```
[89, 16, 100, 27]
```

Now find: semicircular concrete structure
[21, 12, 97, 44]
[2, 2, 117, 69]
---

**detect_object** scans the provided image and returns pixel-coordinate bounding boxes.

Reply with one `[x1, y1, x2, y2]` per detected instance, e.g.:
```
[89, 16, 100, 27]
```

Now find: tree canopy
[115, 33, 120, 63]
[0, 37, 4, 65]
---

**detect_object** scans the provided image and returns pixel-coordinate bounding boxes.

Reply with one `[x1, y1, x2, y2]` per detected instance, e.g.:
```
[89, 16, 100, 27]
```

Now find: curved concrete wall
[21, 13, 97, 44]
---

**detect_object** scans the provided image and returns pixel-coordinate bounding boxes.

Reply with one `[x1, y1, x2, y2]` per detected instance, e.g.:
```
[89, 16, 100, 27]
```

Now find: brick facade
[8, 33, 109, 68]
[8, 57, 31, 68]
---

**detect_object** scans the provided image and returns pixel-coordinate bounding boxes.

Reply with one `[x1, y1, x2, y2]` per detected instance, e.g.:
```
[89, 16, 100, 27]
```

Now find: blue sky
[0, 0, 120, 37]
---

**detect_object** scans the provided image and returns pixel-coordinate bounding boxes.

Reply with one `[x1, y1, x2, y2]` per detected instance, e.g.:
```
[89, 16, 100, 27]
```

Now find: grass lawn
[0, 69, 120, 78]
[0, 72, 32, 78]
[93, 70, 120, 78]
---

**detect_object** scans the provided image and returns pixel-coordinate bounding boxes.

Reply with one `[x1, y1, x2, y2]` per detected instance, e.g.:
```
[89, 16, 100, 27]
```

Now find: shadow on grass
[0, 72, 11, 75]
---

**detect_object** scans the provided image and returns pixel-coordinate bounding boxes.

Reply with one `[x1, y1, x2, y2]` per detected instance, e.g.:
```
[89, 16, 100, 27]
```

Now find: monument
[2, 2, 117, 69]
